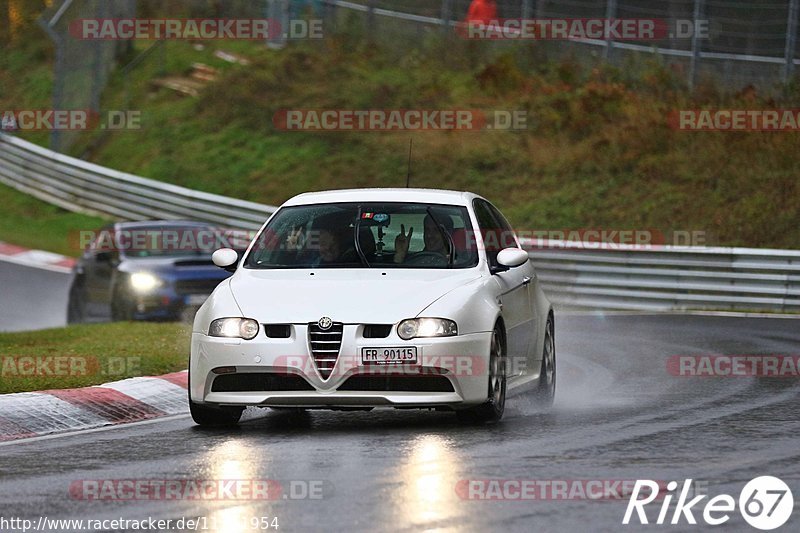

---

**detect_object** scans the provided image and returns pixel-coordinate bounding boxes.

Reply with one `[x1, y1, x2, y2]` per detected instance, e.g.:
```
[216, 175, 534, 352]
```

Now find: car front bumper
[189, 327, 493, 409]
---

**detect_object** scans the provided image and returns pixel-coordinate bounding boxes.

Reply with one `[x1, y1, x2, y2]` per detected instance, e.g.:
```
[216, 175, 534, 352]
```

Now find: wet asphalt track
[1, 309, 799, 532]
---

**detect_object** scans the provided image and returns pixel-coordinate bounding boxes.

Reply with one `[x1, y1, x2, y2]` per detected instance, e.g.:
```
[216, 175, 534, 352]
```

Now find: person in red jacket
[466, 0, 498, 25]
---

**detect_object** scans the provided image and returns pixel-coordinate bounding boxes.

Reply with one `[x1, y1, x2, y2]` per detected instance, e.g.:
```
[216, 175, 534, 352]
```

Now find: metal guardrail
[1, 133, 798, 312]
[524, 242, 800, 312]
[0, 133, 275, 231]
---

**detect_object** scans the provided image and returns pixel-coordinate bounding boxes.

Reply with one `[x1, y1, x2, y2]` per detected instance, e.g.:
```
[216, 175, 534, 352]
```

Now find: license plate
[185, 294, 209, 306]
[361, 347, 418, 365]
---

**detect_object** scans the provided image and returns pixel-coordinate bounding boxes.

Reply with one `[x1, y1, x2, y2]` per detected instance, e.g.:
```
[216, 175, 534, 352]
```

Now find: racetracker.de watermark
[74, 228, 255, 253]
[269, 354, 527, 378]
[272, 109, 528, 131]
[68, 479, 327, 501]
[458, 18, 708, 40]
[667, 355, 800, 377]
[68, 18, 323, 40]
[1, 356, 141, 378]
[1, 110, 141, 132]
[669, 109, 800, 131]
[456, 479, 675, 501]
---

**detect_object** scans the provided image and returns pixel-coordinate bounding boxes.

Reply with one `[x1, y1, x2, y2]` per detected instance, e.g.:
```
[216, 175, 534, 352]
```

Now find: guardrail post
[784, 0, 799, 84]
[603, 0, 617, 60]
[688, 0, 705, 90]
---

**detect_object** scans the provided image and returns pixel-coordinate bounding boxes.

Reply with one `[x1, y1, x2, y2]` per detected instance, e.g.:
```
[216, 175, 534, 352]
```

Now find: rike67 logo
[623, 477, 794, 530]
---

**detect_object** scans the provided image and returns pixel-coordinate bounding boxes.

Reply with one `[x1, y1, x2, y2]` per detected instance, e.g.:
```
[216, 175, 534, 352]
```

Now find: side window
[487, 203, 519, 249]
[473, 199, 502, 266]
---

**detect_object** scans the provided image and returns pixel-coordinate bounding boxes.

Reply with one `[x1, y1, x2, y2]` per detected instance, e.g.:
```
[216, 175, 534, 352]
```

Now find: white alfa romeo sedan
[189, 189, 555, 425]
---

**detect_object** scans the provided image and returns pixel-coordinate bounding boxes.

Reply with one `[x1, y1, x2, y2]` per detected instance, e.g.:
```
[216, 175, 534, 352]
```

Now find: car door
[486, 202, 538, 377]
[473, 200, 534, 380]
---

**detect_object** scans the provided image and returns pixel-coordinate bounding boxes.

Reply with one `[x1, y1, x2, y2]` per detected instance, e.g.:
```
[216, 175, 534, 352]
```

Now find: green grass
[0, 183, 108, 257]
[0, 322, 190, 394]
[0, 23, 54, 148]
[3, 19, 800, 251]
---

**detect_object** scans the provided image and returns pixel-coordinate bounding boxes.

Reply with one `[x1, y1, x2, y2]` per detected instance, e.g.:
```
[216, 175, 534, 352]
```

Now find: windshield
[244, 202, 478, 269]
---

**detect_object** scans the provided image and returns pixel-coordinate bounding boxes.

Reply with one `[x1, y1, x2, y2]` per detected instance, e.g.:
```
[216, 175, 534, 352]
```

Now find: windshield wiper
[426, 207, 455, 267]
[354, 207, 371, 268]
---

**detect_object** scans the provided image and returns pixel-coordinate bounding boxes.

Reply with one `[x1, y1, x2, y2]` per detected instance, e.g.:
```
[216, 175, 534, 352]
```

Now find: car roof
[283, 188, 484, 207]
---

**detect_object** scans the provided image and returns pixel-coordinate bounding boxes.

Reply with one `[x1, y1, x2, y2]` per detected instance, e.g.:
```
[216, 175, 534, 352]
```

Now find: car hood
[229, 268, 483, 324]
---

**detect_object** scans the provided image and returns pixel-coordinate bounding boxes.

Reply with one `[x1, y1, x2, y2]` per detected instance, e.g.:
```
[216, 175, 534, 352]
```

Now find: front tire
[457, 325, 506, 424]
[189, 400, 244, 426]
[110, 285, 134, 321]
[534, 315, 556, 406]
[67, 277, 87, 324]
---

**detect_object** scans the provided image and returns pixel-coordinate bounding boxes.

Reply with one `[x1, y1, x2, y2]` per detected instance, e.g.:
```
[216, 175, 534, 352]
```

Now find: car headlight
[209, 318, 260, 340]
[130, 272, 161, 292]
[397, 318, 457, 340]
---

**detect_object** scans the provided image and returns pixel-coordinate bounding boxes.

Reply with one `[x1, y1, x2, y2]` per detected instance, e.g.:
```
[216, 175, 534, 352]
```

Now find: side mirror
[212, 248, 239, 272]
[495, 248, 529, 270]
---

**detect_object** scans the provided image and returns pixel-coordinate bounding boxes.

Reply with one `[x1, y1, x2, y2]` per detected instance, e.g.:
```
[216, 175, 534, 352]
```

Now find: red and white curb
[0, 371, 189, 442]
[0, 241, 76, 273]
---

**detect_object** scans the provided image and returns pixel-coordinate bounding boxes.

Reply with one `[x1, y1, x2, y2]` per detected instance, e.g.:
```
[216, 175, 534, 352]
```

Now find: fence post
[688, 0, 704, 90]
[603, 0, 617, 60]
[266, 0, 287, 49]
[784, 0, 799, 84]
[367, 0, 375, 37]
[37, 16, 63, 152]
[90, 0, 110, 113]
[441, 0, 452, 34]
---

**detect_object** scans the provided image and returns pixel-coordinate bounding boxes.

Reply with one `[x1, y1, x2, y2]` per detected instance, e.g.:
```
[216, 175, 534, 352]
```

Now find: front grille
[211, 373, 314, 392]
[174, 278, 222, 295]
[338, 375, 454, 393]
[308, 322, 343, 379]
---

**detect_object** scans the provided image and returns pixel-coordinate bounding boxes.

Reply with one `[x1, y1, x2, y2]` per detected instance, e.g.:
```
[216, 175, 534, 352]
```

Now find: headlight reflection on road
[401, 435, 461, 529]
[202, 440, 273, 533]
[207, 440, 259, 480]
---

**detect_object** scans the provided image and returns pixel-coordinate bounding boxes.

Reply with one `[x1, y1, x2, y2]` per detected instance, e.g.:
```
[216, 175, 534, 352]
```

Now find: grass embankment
[0, 322, 189, 394]
[3, 19, 800, 249]
[86, 37, 800, 249]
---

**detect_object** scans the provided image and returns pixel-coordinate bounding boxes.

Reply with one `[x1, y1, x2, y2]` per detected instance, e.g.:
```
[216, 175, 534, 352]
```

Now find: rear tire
[457, 325, 506, 424]
[189, 400, 243, 426]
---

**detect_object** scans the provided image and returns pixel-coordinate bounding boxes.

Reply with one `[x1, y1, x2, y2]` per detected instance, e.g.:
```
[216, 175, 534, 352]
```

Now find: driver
[286, 218, 375, 266]
[393, 213, 454, 264]
[285, 221, 349, 265]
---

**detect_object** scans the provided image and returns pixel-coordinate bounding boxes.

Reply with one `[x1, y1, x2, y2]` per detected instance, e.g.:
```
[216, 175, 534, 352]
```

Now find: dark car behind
[67, 221, 237, 323]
